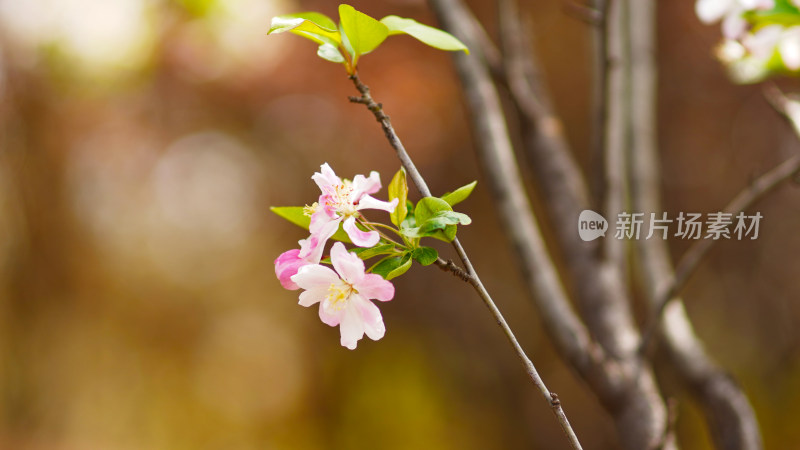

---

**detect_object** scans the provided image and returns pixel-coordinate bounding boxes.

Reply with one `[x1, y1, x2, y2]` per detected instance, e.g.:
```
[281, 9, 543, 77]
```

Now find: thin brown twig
[347, 73, 584, 450]
[638, 152, 800, 356]
[639, 86, 800, 356]
[562, 2, 602, 26]
[591, 0, 612, 211]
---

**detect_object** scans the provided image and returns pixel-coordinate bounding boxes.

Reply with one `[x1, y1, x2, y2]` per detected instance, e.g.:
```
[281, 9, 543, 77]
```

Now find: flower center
[326, 280, 355, 311]
[324, 182, 357, 216]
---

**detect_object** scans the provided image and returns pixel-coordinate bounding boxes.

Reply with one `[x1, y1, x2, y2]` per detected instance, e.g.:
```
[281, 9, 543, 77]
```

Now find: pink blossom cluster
[275, 163, 398, 349]
[696, 0, 800, 81]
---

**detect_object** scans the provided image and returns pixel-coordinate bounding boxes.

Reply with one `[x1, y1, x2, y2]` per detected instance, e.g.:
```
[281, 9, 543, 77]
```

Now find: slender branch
[639, 152, 800, 355]
[640, 83, 800, 357]
[348, 73, 584, 450]
[601, 0, 630, 276]
[590, 0, 611, 211]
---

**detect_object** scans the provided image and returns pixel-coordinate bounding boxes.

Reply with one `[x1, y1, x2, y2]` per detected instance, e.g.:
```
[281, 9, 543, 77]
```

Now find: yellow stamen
[303, 202, 319, 217]
[326, 281, 355, 311]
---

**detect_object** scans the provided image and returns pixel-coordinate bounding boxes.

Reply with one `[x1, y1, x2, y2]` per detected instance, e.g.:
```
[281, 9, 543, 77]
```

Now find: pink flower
[305, 163, 398, 260]
[696, 0, 774, 38]
[291, 242, 395, 349]
[275, 248, 312, 290]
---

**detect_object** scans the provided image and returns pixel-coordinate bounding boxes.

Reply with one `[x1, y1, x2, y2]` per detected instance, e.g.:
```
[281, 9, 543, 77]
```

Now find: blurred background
[1, 0, 800, 448]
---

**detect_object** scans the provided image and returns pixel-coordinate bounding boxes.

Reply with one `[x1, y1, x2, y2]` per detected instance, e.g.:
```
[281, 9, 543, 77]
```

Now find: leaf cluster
[268, 4, 468, 74]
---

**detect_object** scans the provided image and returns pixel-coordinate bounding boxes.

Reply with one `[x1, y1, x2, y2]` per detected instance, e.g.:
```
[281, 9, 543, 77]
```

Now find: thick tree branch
[348, 74, 584, 449]
[627, 0, 763, 448]
[496, 0, 642, 361]
[430, 1, 673, 448]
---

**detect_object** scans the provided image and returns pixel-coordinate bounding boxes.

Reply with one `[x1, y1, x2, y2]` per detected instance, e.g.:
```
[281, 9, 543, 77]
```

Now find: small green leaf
[411, 247, 438, 266]
[338, 4, 389, 64]
[370, 253, 412, 280]
[270, 206, 351, 243]
[441, 181, 477, 207]
[418, 211, 472, 234]
[317, 43, 345, 63]
[387, 254, 413, 280]
[389, 168, 408, 227]
[352, 243, 395, 260]
[412, 197, 461, 242]
[380, 15, 469, 54]
[414, 197, 451, 224]
[268, 13, 341, 46]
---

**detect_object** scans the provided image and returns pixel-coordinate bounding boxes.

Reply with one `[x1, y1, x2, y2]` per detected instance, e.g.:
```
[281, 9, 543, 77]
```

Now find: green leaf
[441, 181, 477, 207]
[352, 243, 395, 260]
[338, 4, 389, 64]
[418, 211, 472, 234]
[370, 253, 412, 280]
[387, 255, 413, 280]
[268, 12, 341, 47]
[270, 206, 351, 243]
[405, 197, 461, 242]
[411, 247, 438, 266]
[414, 197, 451, 225]
[389, 168, 408, 227]
[317, 43, 345, 63]
[402, 211, 470, 241]
[380, 15, 469, 54]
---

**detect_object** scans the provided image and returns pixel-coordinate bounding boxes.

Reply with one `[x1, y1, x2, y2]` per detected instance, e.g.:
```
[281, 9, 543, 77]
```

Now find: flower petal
[291, 264, 339, 291]
[319, 302, 345, 327]
[343, 216, 380, 248]
[301, 216, 341, 263]
[339, 304, 365, 350]
[311, 162, 341, 191]
[779, 27, 800, 70]
[352, 170, 381, 197]
[274, 249, 307, 290]
[744, 24, 783, 58]
[330, 241, 366, 285]
[355, 273, 395, 302]
[722, 12, 748, 39]
[695, 0, 734, 24]
[357, 195, 398, 214]
[299, 286, 328, 307]
[353, 294, 385, 341]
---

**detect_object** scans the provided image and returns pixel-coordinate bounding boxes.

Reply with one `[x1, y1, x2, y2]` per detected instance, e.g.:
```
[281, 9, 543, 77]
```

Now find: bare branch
[601, 0, 630, 276]
[348, 74, 584, 450]
[590, 0, 611, 210]
[430, 1, 674, 448]
[627, 0, 763, 448]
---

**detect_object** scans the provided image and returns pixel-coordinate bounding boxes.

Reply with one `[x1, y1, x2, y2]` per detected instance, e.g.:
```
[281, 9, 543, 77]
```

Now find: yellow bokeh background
[1, 0, 800, 448]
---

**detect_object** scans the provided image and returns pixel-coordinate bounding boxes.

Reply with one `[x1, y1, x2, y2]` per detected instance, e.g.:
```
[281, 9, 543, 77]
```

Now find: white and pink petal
[291, 264, 339, 291]
[312, 163, 342, 191]
[357, 195, 398, 214]
[343, 216, 380, 247]
[339, 305, 365, 350]
[274, 249, 309, 290]
[354, 295, 386, 341]
[330, 242, 366, 285]
[355, 273, 395, 302]
[352, 171, 382, 197]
